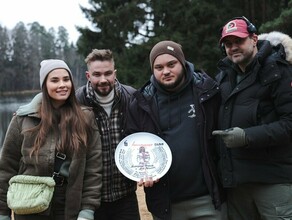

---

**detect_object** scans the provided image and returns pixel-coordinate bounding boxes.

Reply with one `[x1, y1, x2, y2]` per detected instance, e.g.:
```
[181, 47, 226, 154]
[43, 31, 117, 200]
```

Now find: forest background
[0, 0, 291, 93]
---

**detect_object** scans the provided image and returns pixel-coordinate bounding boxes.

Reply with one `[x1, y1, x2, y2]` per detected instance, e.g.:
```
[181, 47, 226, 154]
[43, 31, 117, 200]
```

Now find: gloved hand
[212, 127, 248, 148]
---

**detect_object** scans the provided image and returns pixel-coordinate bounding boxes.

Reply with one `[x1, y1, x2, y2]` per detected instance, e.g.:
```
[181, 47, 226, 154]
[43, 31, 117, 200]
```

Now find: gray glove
[212, 127, 248, 148]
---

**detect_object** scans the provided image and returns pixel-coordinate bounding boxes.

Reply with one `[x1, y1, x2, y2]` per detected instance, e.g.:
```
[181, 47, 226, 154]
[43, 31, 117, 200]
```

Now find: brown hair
[27, 74, 92, 157]
[85, 49, 114, 66]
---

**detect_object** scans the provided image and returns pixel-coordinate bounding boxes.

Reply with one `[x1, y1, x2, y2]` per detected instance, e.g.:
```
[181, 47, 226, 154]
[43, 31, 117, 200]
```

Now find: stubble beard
[158, 70, 185, 91]
[95, 83, 114, 96]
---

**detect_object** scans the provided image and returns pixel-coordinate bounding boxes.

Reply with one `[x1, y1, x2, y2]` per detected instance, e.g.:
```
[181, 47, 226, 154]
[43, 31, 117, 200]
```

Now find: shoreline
[0, 90, 41, 97]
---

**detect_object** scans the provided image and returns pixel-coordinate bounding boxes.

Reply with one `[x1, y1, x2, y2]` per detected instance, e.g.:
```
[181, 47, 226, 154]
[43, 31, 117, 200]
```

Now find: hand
[137, 177, 159, 187]
[212, 127, 248, 148]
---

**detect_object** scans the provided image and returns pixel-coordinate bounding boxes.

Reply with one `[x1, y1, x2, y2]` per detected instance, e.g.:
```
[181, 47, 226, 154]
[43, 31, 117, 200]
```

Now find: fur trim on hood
[258, 31, 292, 64]
[16, 93, 42, 116]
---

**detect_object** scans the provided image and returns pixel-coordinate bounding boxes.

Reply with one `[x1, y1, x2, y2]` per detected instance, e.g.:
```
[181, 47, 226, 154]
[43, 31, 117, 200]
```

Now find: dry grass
[136, 185, 153, 220]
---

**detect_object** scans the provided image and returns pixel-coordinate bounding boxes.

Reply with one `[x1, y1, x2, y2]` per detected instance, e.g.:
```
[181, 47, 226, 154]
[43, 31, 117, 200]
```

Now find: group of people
[0, 16, 292, 220]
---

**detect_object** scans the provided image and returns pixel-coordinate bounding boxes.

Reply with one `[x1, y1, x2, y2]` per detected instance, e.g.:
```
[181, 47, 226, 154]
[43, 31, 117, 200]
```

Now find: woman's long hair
[29, 76, 92, 157]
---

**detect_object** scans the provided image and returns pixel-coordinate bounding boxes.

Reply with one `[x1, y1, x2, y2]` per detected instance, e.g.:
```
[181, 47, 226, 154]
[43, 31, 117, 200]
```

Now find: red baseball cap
[219, 19, 249, 44]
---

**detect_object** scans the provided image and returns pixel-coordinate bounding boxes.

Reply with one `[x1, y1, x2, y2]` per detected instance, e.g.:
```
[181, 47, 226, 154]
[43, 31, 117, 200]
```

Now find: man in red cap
[218, 16, 258, 70]
[213, 16, 292, 219]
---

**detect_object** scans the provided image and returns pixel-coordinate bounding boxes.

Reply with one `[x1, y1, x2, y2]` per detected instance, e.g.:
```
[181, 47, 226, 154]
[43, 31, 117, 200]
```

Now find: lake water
[0, 95, 35, 148]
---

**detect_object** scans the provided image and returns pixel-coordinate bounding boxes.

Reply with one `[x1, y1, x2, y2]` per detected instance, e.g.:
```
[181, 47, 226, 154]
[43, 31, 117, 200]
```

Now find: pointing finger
[212, 130, 225, 135]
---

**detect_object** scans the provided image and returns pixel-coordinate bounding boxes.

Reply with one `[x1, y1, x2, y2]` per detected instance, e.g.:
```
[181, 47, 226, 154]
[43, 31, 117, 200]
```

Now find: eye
[234, 38, 243, 44]
[168, 63, 175, 68]
[224, 42, 232, 48]
[93, 72, 101, 77]
[105, 71, 113, 77]
[154, 65, 163, 71]
[51, 79, 59, 83]
[50, 77, 60, 83]
[63, 77, 70, 82]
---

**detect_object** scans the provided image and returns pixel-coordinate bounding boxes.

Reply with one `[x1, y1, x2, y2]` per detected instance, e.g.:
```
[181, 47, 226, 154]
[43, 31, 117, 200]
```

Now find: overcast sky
[0, 0, 92, 43]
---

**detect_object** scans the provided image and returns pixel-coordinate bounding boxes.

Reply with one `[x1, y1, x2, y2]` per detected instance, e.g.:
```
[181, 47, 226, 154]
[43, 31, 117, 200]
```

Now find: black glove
[212, 127, 248, 148]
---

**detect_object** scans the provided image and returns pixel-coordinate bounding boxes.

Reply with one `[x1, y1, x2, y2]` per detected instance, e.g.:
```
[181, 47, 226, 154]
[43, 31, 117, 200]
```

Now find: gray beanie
[39, 59, 72, 87]
[149, 41, 186, 71]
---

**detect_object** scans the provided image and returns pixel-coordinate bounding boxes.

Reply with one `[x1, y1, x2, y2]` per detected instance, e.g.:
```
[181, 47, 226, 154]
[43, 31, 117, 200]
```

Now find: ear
[85, 71, 91, 80]
[251, 34, 258, 46]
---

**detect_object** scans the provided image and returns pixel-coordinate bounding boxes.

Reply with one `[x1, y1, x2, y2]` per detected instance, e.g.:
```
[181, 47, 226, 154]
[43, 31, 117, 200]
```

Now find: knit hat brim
[39, 59, 72, 88]
[149, 41, 186, 71]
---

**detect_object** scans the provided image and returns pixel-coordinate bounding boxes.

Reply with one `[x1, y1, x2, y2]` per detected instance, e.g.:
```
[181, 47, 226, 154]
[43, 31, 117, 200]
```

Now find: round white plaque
[115, 132, 172, 182]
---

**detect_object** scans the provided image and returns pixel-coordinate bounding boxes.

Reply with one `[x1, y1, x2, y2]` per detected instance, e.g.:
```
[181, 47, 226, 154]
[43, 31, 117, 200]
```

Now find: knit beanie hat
[149, 41, 186, 71]
[39, 59, 72, 88]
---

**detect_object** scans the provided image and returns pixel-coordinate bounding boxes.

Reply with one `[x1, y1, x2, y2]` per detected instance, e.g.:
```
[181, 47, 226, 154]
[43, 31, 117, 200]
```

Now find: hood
[16, 93, 42, 116]
[258, 31, 292, 64]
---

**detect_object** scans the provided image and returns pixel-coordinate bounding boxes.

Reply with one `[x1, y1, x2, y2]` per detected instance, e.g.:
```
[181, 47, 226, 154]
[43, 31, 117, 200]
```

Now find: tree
[10, 22, 31, 91]
[0, 25, 12, 92]
[259, 0, 292, 36]
[27, 22, 49, 89]
[56, 26, 70, 59]
[0, 21, 83, 93]
[1, 0, 287, 93]
[77, 0, 147, 55]
[0, 26, 10, 64]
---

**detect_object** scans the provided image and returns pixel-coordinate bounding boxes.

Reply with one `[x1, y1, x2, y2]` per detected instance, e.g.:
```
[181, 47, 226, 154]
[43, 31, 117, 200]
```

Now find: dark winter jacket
[125, 62, 225, 219]
[75, 80, 138, 202]
[216, 32, 292, 187]
[75, 80, 135, 139]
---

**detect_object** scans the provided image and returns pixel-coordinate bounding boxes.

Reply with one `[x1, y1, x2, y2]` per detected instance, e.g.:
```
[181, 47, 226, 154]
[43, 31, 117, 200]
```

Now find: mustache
[97, 81, 110, 86]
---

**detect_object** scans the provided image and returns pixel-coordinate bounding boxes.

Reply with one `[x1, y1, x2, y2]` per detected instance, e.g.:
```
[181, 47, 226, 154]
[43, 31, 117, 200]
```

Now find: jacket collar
[16, 93, 42, 116]
[258, 31, 292, 64]
[139, 61, 218, 102]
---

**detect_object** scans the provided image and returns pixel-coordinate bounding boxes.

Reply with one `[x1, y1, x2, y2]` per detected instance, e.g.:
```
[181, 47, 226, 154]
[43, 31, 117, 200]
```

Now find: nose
[59, 80, 66, 87]
[230, 43, 238, 50]
[99, 75, 108, 82]
[162, 67, 170, 75]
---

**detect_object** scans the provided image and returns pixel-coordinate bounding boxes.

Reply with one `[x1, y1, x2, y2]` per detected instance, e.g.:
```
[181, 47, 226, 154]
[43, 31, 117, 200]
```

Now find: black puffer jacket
[216, 32, 292, 188]
[126, 62, 225, 220]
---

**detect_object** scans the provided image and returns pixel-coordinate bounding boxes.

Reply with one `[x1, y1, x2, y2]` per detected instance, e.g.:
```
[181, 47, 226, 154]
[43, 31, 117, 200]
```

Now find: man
[75, 49, 140, 220]
[125, 41, 226, 220]
[212, 16, 292, 219]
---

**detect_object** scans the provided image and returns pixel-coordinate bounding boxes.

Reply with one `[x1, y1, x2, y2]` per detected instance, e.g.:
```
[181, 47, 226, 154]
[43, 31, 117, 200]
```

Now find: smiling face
[86, 60, 116, 96]
[45, 68, 72, 108]
[223, 34, 258, 72]
[153, 54, 185, 92]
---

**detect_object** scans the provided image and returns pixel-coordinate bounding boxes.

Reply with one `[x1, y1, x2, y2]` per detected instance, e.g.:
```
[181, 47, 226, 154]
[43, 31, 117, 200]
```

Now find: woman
[0, 59, 102, 220]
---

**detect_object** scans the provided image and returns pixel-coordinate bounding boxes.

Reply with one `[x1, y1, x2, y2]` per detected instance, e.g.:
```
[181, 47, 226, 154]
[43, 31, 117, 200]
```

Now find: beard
[157, 70, 185, 92]
[94, 81, 114, 96]
[229, 44, 256, 70]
